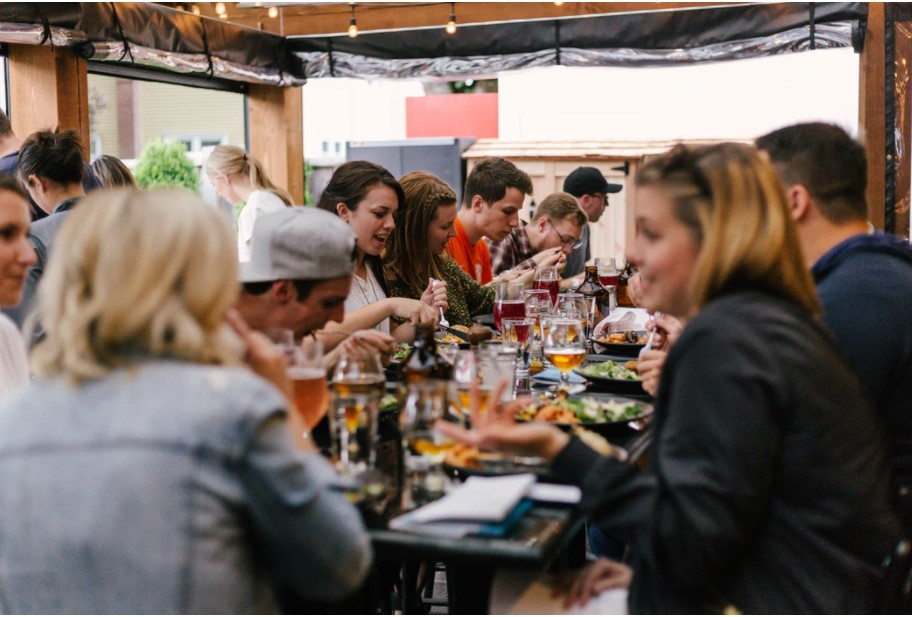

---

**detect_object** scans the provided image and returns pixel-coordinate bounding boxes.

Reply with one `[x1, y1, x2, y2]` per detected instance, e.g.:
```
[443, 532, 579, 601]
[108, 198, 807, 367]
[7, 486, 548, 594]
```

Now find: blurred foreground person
[443, 143, 900, 613]
[0, 189, 371, 613]
[0, 177, 36, 397]
[90, 154, 136, 189]
[757, 123, 912, 508]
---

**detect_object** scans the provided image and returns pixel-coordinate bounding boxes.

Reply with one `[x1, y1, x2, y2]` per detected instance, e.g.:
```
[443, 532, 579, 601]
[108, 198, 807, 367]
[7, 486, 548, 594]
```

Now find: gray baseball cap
[239, 207, 357, 283]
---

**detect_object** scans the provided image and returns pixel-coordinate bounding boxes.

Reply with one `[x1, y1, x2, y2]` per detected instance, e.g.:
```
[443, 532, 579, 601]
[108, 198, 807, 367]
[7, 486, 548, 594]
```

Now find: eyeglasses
[547, 219, 582, 250]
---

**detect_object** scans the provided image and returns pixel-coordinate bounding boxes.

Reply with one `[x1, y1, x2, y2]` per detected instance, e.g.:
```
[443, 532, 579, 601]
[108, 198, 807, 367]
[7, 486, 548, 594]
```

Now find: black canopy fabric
[289, 2, 867, 79]
[0, 2, 868, 84]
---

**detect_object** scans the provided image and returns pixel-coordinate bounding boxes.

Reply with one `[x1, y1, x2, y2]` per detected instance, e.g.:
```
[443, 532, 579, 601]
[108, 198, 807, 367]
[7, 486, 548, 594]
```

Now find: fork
[641, 311, 664, 354]
[431, 279, 449, 328]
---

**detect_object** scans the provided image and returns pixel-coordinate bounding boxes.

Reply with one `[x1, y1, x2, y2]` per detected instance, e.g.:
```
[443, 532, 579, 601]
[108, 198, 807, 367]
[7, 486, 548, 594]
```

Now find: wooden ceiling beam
[200, 2, 745, 37]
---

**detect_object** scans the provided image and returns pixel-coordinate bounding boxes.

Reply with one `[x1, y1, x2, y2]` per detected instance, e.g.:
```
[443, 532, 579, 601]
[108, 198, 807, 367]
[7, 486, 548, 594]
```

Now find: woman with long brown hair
[385, 171, 493, 327]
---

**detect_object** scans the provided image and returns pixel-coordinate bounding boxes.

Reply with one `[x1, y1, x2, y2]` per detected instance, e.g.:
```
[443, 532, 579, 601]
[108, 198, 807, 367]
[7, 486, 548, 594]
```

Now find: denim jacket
[0, 360, 371, 613]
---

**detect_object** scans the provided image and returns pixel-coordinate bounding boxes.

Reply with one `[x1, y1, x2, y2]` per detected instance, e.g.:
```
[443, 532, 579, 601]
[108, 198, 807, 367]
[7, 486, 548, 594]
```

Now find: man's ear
[788, 184, 812, 222]
[470, 195, 486, 212]
[272, 280, 296, 304]
[535, 216, 548, 233]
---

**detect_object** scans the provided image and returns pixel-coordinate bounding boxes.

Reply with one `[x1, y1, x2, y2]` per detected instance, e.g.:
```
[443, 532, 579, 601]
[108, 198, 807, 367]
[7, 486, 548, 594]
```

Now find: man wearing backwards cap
[562, 166, 623, 278]
[235, 207, 393, 358]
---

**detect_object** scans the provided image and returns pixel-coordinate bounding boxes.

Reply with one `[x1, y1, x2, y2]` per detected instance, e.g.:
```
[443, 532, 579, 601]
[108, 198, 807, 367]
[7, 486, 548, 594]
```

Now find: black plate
[591, 330, 648, 357]
[442, 455, 553, 481]
[472, 313, 496, 327]
[574, 355, 645, 395]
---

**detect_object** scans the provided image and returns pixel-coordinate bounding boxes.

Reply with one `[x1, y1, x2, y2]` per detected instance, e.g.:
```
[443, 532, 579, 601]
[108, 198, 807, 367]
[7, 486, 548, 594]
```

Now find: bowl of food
[574, 357, 645, 395]
[442, 443, 551, 479]
[592, 329, 648, 356]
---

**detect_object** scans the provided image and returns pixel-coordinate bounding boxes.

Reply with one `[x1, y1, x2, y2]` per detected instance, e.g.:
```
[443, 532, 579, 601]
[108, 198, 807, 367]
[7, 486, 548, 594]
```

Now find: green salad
[577, 359, 640, 381]
[392, 343, 412, 361]
[380, 394, 399, 413]
[518, 396, 646, 424]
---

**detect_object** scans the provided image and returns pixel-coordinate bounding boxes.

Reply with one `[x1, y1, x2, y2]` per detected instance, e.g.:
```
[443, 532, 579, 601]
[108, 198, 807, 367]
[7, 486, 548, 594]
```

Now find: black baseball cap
[563, 167, 623, 198]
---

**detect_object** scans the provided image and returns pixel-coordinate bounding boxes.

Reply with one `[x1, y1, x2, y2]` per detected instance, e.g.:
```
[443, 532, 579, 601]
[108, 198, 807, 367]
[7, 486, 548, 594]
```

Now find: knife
[437, 325, 470, 342]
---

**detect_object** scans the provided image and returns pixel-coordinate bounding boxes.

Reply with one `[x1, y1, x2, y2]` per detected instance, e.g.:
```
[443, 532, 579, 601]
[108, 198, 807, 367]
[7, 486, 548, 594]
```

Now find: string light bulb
[268, 6, 278, 18]
[191, 4, 200, 15]
[445, 3, 457, 35]
[348, 5, 359, 38]
[554, 2, 564, 5]
[215, 2, 226, 16]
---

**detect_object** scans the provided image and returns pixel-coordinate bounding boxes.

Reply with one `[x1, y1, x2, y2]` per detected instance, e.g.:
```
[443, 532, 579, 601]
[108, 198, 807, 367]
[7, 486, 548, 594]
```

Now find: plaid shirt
[485, 221, 537, 275]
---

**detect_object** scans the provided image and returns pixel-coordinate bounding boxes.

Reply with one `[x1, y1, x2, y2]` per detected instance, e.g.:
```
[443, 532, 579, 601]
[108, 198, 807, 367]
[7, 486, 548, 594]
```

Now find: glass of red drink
[494, 281, 526, 332]
[533, 265, 560, 307]
[597, 257, 620, 288]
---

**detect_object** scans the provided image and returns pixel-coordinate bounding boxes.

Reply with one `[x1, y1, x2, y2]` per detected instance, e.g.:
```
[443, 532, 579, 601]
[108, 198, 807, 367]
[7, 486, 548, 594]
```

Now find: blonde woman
[90, 154, 136, 189]
[0, 189, 370, 612]
[205, 145, 293, 261]
[444, 144, 900, 613]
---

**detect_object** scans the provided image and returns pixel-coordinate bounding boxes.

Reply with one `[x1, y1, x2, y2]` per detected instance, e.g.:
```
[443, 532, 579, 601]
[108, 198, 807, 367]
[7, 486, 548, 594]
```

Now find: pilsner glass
[544, 318, 586, 393]
[289, 339, 329, 432]
[330, 350, 384, 474]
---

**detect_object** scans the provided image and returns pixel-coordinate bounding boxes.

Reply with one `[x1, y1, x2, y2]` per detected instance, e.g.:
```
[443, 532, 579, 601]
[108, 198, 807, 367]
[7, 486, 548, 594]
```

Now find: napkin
[389, 474, 539, 538]
[531, 367, 587, 385]
[592, 308, 650, 337]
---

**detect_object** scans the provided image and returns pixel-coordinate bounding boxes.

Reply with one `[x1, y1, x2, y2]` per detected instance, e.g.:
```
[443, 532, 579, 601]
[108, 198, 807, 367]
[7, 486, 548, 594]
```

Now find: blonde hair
[636, 143, 821, 316]
[205, 145, 293, 205]
[31, 189, 244, 382]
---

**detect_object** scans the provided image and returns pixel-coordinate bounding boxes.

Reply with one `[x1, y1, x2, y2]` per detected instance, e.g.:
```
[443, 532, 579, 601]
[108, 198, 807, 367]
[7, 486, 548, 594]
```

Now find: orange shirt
[446, 217, 493, 285]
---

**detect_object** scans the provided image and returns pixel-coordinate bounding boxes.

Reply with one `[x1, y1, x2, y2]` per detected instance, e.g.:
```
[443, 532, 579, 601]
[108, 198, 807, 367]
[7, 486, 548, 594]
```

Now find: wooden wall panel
[247, 85, 305, 204]
[860, 3, 886, 230]
[895, 20, 912, 238]
[7, 44, 90, 160]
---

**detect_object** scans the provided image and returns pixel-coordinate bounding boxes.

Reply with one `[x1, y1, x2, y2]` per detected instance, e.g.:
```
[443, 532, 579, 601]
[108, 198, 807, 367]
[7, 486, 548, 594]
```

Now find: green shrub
[133, 140, 199, 191]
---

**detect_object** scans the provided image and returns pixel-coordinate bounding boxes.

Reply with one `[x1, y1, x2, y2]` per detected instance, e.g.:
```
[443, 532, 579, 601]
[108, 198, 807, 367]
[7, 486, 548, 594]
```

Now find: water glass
[401, 380, 452, 503]
[556, 292, 589, 333]
[449, 349, 484, 422]
[478, 341, 517, 402]
[502, 317, 535, 375]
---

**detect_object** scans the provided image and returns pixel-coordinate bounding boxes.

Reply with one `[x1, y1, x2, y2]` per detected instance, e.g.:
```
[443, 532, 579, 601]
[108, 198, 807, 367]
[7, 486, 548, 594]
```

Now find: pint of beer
[289, 339, 328, 429]
[290, 366, 329, 429]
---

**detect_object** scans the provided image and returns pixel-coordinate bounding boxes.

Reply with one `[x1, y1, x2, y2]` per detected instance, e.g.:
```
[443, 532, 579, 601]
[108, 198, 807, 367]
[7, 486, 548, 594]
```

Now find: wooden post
[247, 84, 305, 204]
[6, 44, 90, 160]
[894, 18, 912, 238]
[860, 3, 886, 230]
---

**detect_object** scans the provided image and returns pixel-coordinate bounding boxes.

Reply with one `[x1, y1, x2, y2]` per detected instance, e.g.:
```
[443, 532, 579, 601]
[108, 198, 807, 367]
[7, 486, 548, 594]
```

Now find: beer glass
[544, 318, 586, 393]
[289, 338, 329, 432]
[502, 317, 535, 375]
[330, 350, 384, 474]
